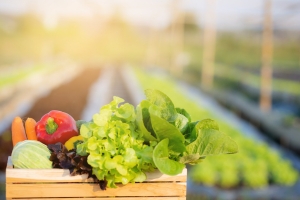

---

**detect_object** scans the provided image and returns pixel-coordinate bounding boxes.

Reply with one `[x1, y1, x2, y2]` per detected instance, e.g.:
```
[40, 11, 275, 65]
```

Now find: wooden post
[146, 26, 157, 68]
[170, 0, 184, 77]
[201, 0, 216, 89]
[260, 0, 273, 112]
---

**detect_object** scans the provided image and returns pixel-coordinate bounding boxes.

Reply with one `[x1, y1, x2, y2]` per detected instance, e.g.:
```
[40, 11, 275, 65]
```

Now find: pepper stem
[46, 117, 58, 134]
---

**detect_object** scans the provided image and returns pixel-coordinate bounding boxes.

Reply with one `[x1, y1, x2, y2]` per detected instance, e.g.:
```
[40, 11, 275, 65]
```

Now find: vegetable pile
[10, 89, 238, 189]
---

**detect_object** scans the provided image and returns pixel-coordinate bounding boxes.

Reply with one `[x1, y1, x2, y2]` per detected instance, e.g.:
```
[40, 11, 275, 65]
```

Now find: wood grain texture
[6, 156, 187, 199]
[6, 157, 187, 183]
[6, 182, 186, 198]
[6, 198, 185, 200]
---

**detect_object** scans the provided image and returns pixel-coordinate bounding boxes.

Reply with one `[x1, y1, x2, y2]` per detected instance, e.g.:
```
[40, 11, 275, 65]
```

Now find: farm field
[0, 65, 300, 199]
[1, 1, 300, 199]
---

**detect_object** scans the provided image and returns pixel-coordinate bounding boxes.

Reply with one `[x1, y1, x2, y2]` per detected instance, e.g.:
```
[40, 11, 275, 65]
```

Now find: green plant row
[0, 64, 52, 89]
[133, 67, 298, 189]
[214, 64, 300, 96]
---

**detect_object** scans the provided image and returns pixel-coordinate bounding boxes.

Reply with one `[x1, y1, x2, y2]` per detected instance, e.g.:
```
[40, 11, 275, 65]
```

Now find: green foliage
[137, 89, 238, 175]
[152, 138, 185, 175]
[134, 67, 299, 188]
[76, 88, 238, 186]
[77, 96, 155, 188]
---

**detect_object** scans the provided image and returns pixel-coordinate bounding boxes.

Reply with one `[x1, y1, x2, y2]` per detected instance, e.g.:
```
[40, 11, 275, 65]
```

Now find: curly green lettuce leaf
[77, 97, 155, 188]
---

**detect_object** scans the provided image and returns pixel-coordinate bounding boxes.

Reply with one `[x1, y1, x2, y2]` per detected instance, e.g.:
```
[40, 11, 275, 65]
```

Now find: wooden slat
[6, 168, 91, 183]
[6, 157, 187, 183]
[6, 182, 186, 198]
[8, 198, 185, 200]
[6, 168, 187, 183]
[145, 169, 187, 182]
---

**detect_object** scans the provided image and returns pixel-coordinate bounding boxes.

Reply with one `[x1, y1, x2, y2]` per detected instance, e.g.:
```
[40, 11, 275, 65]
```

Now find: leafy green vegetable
[150, 113, 186, 153]
[153, 138, 185, 175]
[176, 107, 192, 122]
[136, 100, 157, 141]
[76, 89, 238, 187]
[77, 96, 156, 188]
[139, 89, 238, 175]
[145, 89, 177, 122]
[12, 140, 52, 169]
[186, 120, 238, 157]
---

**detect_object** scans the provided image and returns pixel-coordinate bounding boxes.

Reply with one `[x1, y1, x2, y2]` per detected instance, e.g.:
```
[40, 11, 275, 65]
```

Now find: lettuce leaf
[145, 89, 177, 122]
[186, 119, 238, 156]
[150, 113, 186, 153]
[153, 138, 185, 175]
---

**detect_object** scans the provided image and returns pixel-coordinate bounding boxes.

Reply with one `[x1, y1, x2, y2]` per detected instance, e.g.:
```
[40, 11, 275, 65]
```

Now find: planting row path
[0, 64, 84, 134]
[81, 66, 144, 120]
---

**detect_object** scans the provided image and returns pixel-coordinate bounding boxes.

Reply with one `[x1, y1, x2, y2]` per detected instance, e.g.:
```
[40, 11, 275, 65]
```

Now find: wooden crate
[6, 157, 186, 200]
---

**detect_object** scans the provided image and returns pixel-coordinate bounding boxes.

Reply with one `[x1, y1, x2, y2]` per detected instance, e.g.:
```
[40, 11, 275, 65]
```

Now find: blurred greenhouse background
[0, 0, 300, 199]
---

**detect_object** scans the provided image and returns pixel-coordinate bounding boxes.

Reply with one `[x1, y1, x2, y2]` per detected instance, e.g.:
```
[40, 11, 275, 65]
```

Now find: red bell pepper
[35, 110, 78, 145]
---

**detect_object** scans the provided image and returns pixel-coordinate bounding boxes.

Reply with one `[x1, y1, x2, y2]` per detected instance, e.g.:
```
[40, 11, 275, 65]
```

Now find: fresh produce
[76, 91, 238, 188]
[65, 135, 84, 151]
[11, 140, 52, 169]
[11, 116, 27, 147]
[134, 68, 299, 188]
[25, 118, 37, 140]
[137, 89, 238, 175]
[47, 142, 107, 189]
[77, 96, 156, 188]
[35, 110, 78, 145]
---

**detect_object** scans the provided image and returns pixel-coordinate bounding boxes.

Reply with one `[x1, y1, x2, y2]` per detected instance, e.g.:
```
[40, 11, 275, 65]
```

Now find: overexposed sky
[0, 0, 299, 30]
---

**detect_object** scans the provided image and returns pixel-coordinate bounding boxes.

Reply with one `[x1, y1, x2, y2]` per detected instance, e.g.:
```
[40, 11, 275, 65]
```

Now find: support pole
[171, 0, 184, 77]
[201, 0, 216, 89]
[260, 0, 273, 112]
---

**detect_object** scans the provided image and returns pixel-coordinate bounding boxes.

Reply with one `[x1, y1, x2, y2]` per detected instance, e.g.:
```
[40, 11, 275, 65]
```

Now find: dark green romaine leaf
[184, 121, 199, 144]
[176, 107, 191, 122]
[150, 113, 186, 153]
[174, 114, 189, 133]
[153, 138, 185, 175]
[145, 89, 177, 122]
[136, 100, 157, 141]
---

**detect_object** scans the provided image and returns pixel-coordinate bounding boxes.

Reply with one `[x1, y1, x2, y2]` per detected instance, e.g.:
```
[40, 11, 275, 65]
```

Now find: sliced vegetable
[25, 118, 37, 140]
[11, 116, 27, 147]
[65, 135, 84, 151]
[36, 110, 78, 145]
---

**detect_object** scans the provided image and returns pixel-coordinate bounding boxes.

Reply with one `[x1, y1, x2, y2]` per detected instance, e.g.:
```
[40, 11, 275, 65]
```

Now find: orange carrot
[25, 118, 37, 140]
[11, 116, 27, 147]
